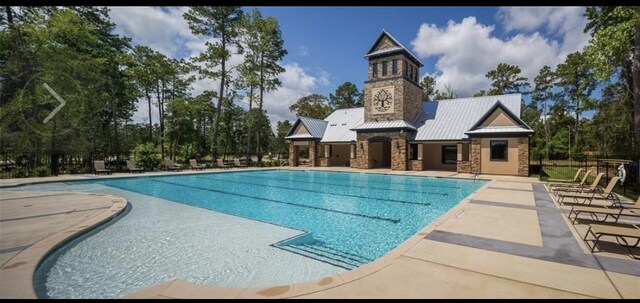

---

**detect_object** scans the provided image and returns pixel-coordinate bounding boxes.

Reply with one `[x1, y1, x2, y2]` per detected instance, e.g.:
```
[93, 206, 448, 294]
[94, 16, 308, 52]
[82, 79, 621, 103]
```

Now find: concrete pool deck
[0, 167, 638, 299]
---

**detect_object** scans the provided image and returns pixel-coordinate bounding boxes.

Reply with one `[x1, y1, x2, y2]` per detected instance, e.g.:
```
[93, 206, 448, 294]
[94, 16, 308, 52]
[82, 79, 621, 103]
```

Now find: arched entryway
[368, 137, 391, 168]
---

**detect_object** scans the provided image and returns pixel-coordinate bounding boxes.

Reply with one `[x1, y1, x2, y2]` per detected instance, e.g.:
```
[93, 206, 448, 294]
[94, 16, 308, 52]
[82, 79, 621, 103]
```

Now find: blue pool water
[82, 170, 484, 266]
[19, 169, 486, 298]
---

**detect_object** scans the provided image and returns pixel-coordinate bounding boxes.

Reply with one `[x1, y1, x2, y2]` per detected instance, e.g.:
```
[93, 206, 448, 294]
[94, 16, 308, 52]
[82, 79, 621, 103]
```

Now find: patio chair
[549, 170, 592, 192]
[547, 168, 583, 186]
[189, 159, 206, 171]
[557, 176, 620, 206]
[164, 159, 182, 172]
[583, 222, 640, 260]
[552, 172, 603, 196]
[216, 159, 231, 169]
[93, 160, 112, 175]
[234, 159, 247, 168]
[126, 160, 145, 173]
[568, 196, 640, 224]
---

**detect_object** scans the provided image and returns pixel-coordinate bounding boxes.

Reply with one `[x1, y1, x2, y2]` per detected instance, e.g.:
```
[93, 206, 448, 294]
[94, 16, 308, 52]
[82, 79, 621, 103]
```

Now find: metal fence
[535, 154, 640, 200]
[0, 150, 121, 178]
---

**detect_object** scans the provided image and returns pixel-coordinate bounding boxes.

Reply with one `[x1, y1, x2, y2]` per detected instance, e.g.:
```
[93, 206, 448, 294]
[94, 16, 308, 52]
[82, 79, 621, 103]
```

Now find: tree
[419, 76, 436, 101]
[532, 65, 557, 158]
[289, 94, 333, 119]
[584, 6, 640, 155]
[329, 81, 362, 109]
[473, 90, 488, 97]
[555, 51, 598, 152]
[485, 63, 530, 95]
[272, 120, 292, 160]
[254, 15, 286, 162]
[184, 6, 244, 160]
[433, 83, 458, 100]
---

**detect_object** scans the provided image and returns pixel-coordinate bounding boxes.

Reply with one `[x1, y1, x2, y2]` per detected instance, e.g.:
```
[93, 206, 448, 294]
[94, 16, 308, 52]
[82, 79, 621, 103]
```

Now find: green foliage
[419, 76, 436, 101]
[289, 94, 333, 119]
[433, 83, 457, 100]
[329, 82, 362, 109]
[12, 167, 27, 178]
[133, 143, 160, 170]
[34, 166, 49, 177]
[485, 63, 530, 95]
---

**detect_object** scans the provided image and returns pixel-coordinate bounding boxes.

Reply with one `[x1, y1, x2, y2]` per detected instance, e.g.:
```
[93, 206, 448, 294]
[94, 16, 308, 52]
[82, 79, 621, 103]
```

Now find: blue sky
[108, 6, 590, 127]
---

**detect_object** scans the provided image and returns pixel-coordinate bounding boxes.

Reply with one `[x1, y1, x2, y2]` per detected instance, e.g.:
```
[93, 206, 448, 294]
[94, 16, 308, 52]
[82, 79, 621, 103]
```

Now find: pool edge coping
[0, 192, 129, 299]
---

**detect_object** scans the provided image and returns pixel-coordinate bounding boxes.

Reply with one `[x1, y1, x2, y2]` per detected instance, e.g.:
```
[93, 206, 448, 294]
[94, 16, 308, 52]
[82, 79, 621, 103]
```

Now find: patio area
[0, 167, 638, 298]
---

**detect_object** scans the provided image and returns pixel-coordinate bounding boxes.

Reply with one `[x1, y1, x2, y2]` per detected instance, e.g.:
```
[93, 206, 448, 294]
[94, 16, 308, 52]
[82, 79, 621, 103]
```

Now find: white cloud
[262, 62, 331, 129]
[411, 7, 589, 97]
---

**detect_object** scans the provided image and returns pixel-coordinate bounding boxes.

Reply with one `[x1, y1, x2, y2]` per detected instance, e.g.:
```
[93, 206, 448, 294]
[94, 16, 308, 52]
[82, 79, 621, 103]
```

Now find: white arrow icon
[42, 83, 66, 124]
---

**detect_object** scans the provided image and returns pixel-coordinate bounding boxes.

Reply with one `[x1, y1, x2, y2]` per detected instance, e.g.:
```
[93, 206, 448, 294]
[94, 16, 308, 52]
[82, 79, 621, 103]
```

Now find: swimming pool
[19, 169, 485, 298]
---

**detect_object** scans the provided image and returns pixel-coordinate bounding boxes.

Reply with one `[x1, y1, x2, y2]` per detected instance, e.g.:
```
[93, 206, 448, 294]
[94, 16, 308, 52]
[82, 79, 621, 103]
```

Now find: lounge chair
[234, 159, 247, 168]
[583, 222, 640, 259]
[126, 160, 145, 173]
[547, 168, 583, 186]
[93, 160, 112, 175]
[551, 172, 603, 196]
[216, 159, 231, 169]
[189, 159, 206, 171]
[567, 196, 640, 224]
[165, 159, 182, 171]
[549, 170, 592, 191]
[557, 176, 620, 206]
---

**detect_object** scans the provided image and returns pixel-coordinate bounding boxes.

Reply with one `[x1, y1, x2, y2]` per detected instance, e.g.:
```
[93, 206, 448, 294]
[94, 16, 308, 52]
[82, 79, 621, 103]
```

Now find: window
[441, 145, 457, 164]
[409, 65, 413, 80]
[329, 145, 333, 157]
[372, 63, 378, 78]
[404, 60, 408, 76]
[382, 61, 388, 76]
[409, 144, 419, 160]
[490, 140, 508, 161]
[461, 143, 470, 161]
[414, 67, 418, 82]
[392, 59, 398, 75]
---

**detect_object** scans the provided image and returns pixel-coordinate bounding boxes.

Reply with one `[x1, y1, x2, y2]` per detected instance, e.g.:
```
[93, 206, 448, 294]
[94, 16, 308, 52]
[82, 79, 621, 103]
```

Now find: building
[285, 30, 534, 176]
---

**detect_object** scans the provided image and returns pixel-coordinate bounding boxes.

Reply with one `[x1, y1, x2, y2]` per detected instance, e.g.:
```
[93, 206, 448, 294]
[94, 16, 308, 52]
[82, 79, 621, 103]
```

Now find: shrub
[34, 166, 50, 177]
[12, 167, 27, 178]
[133, 143, 161, 170]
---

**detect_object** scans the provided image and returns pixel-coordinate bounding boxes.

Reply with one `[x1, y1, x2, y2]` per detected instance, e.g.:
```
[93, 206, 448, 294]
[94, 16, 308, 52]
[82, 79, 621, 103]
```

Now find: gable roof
[285, 116, 328, 140]
[464, 100, 533, 136]
[364, 30, 423, 67]
[410, 94, 525, 141]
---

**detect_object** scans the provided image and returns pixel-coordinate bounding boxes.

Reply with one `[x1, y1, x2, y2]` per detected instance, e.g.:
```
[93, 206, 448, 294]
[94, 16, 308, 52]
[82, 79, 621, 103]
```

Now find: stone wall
[410, 160, 424, 171]
[457, 161, 471, 173]
[288, 142, 299, 167]
[319, 158, 329, 167]
[402, 80, 423, 123]
[518, 137, 529, 176]
[309, 141, 317, 167]
[470, 138, 481, 174]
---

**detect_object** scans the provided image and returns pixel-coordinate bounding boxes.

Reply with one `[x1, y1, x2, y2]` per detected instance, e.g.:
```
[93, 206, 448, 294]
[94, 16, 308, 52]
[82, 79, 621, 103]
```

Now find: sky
[108, 6, 591, 130]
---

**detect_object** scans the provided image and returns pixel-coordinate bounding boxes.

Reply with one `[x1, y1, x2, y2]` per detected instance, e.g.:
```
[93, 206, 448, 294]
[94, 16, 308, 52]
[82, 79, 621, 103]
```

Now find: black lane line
[268, 170, 462, 189]
[235, 173, 449, 196]
[196, 176, 433, 207]
[150, 179, 400, 224]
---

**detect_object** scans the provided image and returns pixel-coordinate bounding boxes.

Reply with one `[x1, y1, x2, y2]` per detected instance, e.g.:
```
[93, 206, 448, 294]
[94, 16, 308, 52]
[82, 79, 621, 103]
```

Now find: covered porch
[408, 142, 471, 172]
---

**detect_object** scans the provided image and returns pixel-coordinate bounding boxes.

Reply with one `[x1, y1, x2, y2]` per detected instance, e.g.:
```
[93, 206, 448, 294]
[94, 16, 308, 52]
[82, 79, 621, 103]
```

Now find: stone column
[352, 137, 370, 169]
[470, 138, 481, 174]
[309, 141, 317, 167]
[518, 137, 529, 176]
[288, 141, 299, 167]
[391, 134, 408, 171]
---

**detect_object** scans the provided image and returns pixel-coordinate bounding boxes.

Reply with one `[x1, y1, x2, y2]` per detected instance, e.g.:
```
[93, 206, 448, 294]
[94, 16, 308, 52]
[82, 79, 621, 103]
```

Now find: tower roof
[364, 29, 423, 67]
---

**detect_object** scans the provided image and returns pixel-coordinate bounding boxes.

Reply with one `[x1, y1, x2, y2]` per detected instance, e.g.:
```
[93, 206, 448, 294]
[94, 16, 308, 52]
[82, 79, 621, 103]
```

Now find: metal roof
[364, 30, 423, 67]
[284, 116, 328, 140]
[320, 108, 364, 142]
[351, 120, 416, 131]
[410, 94, 524, 141]
[465, 126, 534, 135]
[288, 94, 528, 143]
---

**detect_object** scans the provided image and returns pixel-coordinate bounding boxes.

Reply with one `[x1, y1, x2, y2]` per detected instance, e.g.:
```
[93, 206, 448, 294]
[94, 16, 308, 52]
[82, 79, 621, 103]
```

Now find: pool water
[21, 169, 485, 298]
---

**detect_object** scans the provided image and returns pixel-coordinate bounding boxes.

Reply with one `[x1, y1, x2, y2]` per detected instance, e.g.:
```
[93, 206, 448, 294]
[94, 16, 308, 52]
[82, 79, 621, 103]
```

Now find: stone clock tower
[351, 30, 424, 171]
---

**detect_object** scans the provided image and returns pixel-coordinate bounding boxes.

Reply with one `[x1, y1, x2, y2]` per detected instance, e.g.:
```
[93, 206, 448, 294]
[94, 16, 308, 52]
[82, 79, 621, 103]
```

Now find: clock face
[373, 89, 393, 112]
